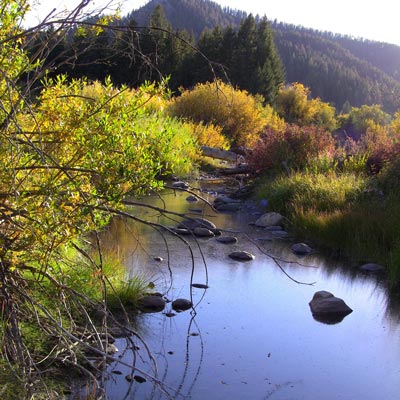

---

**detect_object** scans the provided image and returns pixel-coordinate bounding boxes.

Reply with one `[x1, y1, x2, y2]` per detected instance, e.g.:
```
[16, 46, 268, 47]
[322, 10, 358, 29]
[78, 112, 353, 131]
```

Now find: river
[95, 183, 400, 400]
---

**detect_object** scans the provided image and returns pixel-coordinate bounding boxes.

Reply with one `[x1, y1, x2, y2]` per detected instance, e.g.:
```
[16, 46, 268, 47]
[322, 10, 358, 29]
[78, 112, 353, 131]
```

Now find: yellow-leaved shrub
[167, 81, 282, 147]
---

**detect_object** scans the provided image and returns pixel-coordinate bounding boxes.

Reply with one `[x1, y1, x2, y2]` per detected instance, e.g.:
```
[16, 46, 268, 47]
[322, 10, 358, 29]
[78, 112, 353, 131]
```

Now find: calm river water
[98, 184, 400, 400]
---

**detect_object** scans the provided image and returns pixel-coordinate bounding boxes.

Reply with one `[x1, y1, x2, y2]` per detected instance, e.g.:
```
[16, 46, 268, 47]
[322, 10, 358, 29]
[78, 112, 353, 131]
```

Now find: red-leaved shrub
[248, 124, 335, 173]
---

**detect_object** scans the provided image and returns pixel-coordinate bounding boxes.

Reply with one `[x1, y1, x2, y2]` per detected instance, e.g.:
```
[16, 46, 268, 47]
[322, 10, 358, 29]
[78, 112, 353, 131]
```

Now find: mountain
[128, 0, 245, 38]
[129, 0, 400, 112]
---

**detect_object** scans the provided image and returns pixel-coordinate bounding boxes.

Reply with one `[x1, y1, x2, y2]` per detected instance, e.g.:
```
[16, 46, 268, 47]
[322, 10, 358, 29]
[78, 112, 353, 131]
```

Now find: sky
[25, 0, 400, 46]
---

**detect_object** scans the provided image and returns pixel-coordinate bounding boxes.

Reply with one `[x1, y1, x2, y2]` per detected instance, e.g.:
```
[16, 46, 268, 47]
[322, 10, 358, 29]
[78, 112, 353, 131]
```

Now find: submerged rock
[137, 295, 166, 313]
[309, 291, 352, 324]
[359, 263, 385, 273]
[228, 251, 255, 261]
[255, 212, 284, 227]
[264, 225, 283, 231]
[214, 202, 242, 212]
[214, 196, 242, 212]
[172, 298, 193, 312]
[291, 243, 313, 256]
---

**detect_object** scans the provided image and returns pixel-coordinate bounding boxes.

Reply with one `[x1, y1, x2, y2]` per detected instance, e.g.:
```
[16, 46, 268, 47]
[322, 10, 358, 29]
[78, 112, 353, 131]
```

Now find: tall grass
[257, 170, 400, 284]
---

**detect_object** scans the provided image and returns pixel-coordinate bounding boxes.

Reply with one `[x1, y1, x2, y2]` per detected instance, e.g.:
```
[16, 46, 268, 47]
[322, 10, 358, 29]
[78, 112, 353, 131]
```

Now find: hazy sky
[25, 0, 400, 46]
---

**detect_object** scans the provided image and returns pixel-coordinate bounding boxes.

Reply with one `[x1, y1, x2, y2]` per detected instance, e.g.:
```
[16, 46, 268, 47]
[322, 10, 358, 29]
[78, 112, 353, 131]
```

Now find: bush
[248, 124, 335, 173]
[183, 121, 229, 149]
[166, 81, 283, 147]
[276, 83, 337, 131]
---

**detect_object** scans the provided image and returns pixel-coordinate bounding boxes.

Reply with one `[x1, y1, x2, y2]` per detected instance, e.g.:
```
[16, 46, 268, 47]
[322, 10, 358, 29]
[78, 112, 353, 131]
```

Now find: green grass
[256, 170, 400, 285]
[257, 170, 367, 214]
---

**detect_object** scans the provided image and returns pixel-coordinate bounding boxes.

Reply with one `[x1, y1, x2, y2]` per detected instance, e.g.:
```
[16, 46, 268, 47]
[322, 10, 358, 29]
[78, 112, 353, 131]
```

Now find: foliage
[340, 104, 391, 139]
[166, 81, 279, 146]
[0, 2, 199, 391]
[257, 171, 367, 215]
[275, 83, 337, 131]
[1, 77, 196, 273]
[183, 121, 229, 149]
[248, 124, 335, 172]
[273, 21, 400, 113]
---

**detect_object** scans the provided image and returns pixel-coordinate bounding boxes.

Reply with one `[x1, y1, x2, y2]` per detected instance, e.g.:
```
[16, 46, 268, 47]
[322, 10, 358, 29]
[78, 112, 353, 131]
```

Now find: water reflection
[100, 187, 400, 400]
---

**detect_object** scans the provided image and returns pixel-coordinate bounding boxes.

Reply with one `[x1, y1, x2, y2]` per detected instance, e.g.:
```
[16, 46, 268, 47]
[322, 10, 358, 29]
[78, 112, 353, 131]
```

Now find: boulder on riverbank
[291, 243, 313, 256]
[255, 212, 284, 227]
[309, 291, 352, 324]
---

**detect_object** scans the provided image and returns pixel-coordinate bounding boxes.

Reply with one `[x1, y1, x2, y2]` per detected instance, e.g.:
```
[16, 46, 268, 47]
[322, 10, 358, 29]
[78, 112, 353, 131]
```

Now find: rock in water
[309, 291, 352, 324]
[216, 236, 238, 244]
[255, 212, 284, 227]
[178, 217, 217, 232]
[191, 283, 209, 289]
[186, 195, 198, 202]
[291, 243, 313, 256]
[228, 251, 255, 261]
[193, 227, 215, 237]
[214, 202, 242, 212]
[137, 295, 166, 313]
[172, 298, 193, 312]
[172, 181, 189, 189]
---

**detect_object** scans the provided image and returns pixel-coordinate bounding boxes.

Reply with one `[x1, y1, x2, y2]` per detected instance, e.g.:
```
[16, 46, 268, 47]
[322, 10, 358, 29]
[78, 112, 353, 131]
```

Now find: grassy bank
[256, 170, 400, 285]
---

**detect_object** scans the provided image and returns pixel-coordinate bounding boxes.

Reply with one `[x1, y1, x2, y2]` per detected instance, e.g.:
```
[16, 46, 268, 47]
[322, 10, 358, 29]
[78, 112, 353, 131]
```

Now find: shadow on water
[86, 184, 400, 400]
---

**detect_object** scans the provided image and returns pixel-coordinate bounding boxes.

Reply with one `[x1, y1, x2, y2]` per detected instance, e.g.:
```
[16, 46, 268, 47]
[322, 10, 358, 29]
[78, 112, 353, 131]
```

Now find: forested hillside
[130, 0, 400, 112]
[272, 23, 400, 112]
[129, 0, 245, 38]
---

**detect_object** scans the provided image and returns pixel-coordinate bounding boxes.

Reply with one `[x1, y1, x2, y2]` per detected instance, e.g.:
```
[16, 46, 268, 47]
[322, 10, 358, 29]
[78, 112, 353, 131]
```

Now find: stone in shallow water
[172, 181, 189, 189]
[174, 228, 191, 235]
[228, 251, 255, 261]
[193, 227, 215, 237]
[309, 291, 352, 324]
[172, 298, 193, 312]
[359, 263, 385, 273]
[178, 217, 217, 232]
[191, 283, 209, 289]
[216, 236, 238, 244]
[133, 375, 147, 383]
[291, 242, 313, 256]
[137, 295, 166, 313]
[186, 195, 198, 202]
[214, 202, 242, 212]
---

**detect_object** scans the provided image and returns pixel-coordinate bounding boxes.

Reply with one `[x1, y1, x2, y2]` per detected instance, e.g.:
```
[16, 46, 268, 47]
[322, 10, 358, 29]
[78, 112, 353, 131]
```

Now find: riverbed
[99, 185, 400, 400]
